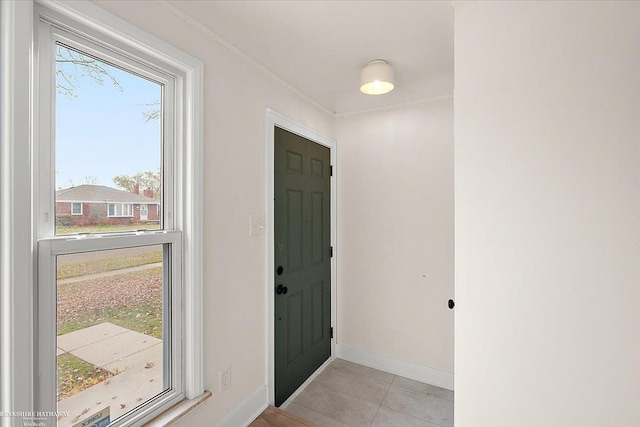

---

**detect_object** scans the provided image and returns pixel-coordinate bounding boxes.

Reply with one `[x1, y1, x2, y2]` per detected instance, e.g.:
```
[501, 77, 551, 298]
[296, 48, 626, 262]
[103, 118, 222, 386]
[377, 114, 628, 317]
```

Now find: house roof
[56, 185, 158, 203]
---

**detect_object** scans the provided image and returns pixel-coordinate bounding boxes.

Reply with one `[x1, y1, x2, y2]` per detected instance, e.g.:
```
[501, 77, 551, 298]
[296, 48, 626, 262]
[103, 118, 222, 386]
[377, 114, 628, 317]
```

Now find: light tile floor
[284, 359, 453, 427]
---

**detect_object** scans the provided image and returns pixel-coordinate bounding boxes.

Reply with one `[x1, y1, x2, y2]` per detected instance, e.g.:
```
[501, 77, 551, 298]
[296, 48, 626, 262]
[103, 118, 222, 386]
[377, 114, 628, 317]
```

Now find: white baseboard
[279, 356, 333, 409]
[217, 385, 268, 427]
[335, 344, 454, 391]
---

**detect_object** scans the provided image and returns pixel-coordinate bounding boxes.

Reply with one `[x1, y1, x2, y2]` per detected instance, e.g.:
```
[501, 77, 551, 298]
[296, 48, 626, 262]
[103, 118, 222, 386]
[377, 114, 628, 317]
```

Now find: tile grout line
[368, 374, 396, 427]
[293, 361, 454, 427]
[330, 364, 397, 402]
[378, 381, 452, 427]
[377, 374, 396, 412]
[334, 361, 395, 385]
[292, 364, 387, 427]
[290, 402, 351, 427]
[368, 405, 382, 427]
[313, 368, 392, 406]
[286, 381, 353, 427]
[318, 363, 392, 388]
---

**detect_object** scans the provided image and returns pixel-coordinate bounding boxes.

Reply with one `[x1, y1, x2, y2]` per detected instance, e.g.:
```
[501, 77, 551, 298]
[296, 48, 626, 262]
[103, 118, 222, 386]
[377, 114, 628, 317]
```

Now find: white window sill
[143, 390, 212, 426]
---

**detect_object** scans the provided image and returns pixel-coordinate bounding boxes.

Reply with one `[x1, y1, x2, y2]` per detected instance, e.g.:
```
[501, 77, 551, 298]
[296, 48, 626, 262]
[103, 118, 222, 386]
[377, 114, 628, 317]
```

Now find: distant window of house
[108, 203, 134, 217]
[71, 202, 82, 215]
[33, 3, 203, 424]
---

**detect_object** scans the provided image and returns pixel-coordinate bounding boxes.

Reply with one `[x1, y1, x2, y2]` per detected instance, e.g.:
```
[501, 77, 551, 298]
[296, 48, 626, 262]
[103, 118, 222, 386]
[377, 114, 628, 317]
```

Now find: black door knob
[277, 266, 284, 275]
[277, 285, 288, 295]
[448, 299, 455, 309]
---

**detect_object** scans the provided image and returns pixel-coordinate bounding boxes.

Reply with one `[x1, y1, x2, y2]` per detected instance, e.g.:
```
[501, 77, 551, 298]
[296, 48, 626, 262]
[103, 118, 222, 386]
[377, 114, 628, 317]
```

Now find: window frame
[36, 13, 182, 425]
[70, 202, 82, 215]
[38, 232, 184, 426]
[38, 23, 175, 237]
[25, 1, 204, 425]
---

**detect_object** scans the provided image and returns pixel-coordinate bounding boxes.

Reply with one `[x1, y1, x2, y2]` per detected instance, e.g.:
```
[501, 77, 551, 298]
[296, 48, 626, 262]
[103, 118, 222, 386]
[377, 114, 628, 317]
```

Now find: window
[38, 20, 179, 426]
[31, 2, 204, 426]
[71, 202, 82, 215]
[53, 40, 162, 235]
[108, 203, 134, 217]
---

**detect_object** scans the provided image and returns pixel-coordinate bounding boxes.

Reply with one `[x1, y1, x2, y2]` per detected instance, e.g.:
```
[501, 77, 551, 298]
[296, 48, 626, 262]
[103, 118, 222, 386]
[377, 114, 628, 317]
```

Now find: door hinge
[330, 326, 334, 339]
[330, 246, 333, 257]
[330, 165, 333, 177]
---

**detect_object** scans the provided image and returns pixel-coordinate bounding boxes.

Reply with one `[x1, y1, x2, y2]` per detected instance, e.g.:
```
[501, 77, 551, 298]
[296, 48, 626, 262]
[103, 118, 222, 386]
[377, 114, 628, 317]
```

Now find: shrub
[56, 214, 74, 227]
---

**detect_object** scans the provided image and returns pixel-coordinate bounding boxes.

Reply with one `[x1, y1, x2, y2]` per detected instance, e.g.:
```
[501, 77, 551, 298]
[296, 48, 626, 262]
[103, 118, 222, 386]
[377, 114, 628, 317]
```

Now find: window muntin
[71, 202, 82, 215]
[108, 203, 134, 217]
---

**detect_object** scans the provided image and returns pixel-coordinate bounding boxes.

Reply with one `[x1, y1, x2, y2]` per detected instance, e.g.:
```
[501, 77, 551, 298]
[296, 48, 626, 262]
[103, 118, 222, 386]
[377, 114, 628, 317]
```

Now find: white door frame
[265, 108, 337, 405]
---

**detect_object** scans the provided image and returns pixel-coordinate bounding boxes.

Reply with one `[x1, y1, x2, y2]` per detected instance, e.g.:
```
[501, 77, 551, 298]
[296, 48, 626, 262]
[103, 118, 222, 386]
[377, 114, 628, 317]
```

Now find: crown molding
[335, 94, 453, 118]
[451, 1, 476, 9]
[157, 0, 334, 117]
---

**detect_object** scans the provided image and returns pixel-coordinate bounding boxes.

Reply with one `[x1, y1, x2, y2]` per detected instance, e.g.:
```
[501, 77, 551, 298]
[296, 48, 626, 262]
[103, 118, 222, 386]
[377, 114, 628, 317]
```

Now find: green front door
[274, 127, 331, 407]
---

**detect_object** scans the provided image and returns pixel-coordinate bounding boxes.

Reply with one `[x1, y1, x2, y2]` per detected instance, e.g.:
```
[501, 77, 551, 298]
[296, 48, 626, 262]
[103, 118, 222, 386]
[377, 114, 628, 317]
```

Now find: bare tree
[56, 45, 160, 122]
[58, 175, 100, 189]
[141, 102, 161, 123]
[83, 175, 99, 185]
[56, 45, 123, 98]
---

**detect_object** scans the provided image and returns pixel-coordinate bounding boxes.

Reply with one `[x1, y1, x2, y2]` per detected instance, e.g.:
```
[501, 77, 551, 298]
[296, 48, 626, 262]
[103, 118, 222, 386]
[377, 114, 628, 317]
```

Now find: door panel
[311, 281, 325, 345]
[311, 192, 324, 265]
[275, 127, 331, 406]
[287, 190, 304, 272]
[287, 291, 304, 363]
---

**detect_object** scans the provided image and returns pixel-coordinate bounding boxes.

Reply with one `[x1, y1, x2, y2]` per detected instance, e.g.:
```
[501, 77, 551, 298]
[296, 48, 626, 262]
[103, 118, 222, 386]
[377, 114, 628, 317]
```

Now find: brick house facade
[56, 185, 160, 227]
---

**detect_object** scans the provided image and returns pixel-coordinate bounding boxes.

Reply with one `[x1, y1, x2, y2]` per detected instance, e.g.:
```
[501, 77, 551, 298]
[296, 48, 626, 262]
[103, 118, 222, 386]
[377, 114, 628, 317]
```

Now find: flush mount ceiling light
[360, 59, 394, 95]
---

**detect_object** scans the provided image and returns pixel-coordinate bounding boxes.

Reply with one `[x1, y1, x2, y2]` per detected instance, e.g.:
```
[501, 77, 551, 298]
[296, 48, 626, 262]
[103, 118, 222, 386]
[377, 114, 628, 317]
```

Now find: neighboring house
[56, 184, 160, 226]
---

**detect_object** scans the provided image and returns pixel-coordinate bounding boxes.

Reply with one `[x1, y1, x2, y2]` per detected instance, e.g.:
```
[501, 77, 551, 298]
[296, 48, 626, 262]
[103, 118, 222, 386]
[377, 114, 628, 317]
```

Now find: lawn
[57, 250, 162, 280]
[57, 268, 163, 339]
[57, 353, 112, 401]
[56, 223, 161, 235]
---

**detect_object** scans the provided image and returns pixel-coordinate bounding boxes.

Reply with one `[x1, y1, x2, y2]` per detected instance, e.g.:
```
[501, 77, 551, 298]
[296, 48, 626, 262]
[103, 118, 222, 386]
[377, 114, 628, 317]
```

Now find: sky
[56, 45, 162, 190]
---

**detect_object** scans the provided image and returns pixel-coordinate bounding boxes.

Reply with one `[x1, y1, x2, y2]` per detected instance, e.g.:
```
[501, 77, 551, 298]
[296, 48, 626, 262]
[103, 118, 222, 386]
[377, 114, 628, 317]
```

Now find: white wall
[336, 100, 454, 381]
[90, 1, 334, 425]
[455, 2, 640, 426]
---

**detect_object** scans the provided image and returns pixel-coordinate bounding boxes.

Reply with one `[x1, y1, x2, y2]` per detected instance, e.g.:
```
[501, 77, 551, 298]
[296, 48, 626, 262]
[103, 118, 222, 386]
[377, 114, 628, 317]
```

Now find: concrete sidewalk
[57, 322, 164, 427]
[58, 262, 163, 285]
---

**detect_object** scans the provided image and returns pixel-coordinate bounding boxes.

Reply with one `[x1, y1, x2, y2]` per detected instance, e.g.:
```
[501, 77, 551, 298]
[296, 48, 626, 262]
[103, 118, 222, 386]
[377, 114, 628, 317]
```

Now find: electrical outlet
[249, 213, 265, 236]
[219, 365, 231, 393]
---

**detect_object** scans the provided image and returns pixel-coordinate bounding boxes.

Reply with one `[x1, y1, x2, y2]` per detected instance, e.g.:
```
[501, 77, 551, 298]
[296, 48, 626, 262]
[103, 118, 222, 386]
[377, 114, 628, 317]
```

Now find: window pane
[55, 44, 163, 235]
[56, 245, 167, 426]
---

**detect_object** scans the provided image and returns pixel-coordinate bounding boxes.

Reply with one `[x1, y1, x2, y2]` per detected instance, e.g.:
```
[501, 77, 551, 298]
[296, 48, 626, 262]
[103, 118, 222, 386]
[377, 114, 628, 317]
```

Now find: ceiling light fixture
[360, 59, 394, 95]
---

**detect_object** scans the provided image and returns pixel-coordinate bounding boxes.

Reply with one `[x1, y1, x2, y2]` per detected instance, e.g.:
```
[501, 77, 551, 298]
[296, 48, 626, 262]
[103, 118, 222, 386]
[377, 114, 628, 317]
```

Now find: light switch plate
[249, 213, 265, 236]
